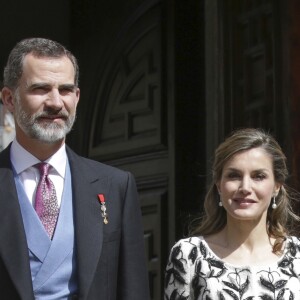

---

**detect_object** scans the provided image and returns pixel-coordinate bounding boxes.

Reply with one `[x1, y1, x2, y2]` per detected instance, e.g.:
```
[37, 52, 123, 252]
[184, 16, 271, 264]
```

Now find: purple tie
[34, 163, 59, 239]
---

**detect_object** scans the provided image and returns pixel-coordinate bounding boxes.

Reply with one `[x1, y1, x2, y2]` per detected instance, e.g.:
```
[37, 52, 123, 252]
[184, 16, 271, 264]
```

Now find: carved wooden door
[69, 1, 174, 298]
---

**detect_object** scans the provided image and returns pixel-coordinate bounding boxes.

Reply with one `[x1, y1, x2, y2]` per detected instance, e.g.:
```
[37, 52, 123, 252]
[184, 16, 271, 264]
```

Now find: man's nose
[46, 90, 63, 109]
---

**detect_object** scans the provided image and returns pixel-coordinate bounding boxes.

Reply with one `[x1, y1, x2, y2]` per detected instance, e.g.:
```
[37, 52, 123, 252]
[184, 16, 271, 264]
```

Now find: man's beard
[14, 94, 76, 143]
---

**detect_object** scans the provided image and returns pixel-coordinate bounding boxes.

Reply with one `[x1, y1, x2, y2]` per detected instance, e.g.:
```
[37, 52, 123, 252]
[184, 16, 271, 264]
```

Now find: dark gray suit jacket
[0, 145, 150, 299]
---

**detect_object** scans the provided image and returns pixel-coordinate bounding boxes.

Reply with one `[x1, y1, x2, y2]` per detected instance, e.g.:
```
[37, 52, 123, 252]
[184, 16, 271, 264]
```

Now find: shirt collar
[10, 139, 67, 178]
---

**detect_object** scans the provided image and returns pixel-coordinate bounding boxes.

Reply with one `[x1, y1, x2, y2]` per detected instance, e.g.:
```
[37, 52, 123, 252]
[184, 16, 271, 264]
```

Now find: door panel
[69, 1, 171, 298]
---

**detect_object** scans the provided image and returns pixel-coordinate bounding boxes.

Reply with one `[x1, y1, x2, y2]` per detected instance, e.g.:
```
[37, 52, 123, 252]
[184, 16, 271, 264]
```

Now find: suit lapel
[67, 147, 109, 299]
[0, 146, 34, 300]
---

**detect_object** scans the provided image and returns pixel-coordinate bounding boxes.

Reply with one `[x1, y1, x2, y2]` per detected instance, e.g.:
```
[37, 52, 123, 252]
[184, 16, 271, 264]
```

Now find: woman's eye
[255, 174, 266, 180]
[227, 172, 240, 179]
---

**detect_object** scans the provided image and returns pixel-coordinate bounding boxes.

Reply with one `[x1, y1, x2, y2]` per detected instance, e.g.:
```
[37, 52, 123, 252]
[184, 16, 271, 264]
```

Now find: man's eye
[32, 87, 48, 93]
[59, 88, 74, 95]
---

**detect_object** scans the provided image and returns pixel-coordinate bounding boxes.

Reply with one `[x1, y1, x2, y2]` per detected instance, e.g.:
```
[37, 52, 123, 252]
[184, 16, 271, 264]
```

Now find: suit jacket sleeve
[117, 172, 150, 300]
[67, 147, 150, 299]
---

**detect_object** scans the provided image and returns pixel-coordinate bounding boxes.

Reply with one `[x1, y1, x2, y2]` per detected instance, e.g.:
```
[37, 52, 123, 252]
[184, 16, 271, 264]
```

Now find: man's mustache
[36, 110, 69, 119]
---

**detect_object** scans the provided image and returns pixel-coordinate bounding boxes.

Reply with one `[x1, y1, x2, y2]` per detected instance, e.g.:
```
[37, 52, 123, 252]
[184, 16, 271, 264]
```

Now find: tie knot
[36, 162, 50, 176]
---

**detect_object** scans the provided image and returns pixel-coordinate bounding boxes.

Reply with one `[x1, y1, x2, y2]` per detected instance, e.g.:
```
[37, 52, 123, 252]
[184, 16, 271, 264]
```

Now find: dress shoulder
[169, 236, 208, 260]
[164, 236, 210, 299]
[288, 235, 300, 244]
[285, 235, 300, 256]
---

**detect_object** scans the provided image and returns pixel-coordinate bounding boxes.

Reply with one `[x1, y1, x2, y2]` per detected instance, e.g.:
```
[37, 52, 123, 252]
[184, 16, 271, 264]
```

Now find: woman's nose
[239, 177, 251, 193]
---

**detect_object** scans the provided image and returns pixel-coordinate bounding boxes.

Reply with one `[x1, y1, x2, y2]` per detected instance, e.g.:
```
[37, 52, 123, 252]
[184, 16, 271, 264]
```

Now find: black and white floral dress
[164, 236, 300, 299]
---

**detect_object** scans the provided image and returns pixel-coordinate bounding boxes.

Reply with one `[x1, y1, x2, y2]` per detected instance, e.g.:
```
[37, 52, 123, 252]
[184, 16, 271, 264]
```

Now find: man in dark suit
[0, 37, 150, 299]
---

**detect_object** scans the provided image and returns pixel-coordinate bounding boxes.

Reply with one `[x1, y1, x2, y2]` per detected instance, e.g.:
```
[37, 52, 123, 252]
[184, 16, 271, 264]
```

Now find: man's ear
[1, 87, 15, 113]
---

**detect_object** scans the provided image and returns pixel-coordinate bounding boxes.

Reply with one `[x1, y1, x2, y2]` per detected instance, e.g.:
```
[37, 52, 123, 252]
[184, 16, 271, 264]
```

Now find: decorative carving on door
[228, 0, 277, 130]
[88, 7, 164, 160]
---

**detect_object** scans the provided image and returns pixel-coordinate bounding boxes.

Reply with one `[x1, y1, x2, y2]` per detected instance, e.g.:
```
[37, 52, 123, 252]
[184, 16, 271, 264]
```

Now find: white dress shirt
[10, 139, 67, 207]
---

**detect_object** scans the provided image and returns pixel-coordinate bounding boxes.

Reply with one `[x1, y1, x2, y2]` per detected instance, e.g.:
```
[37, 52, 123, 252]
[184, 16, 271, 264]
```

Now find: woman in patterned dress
[165, 128, 300, 300]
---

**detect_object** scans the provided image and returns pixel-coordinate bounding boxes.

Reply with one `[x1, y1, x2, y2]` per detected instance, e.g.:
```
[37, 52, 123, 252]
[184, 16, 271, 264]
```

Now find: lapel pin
[98, 194, 108, 224]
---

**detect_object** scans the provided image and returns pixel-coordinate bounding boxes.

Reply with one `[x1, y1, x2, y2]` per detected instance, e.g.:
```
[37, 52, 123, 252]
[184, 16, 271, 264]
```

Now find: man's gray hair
[3, 38, 79, 90]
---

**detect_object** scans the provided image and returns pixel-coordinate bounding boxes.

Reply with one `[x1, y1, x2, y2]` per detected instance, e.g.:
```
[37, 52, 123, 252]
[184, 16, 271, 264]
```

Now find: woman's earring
[272, 196, 277, 209]
[219, 197, 223, 207]
[218, 190, 223, 207]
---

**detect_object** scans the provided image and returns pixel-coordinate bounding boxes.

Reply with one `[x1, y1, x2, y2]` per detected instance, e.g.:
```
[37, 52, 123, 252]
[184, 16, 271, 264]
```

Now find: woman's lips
[233, 198, 256, 205]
